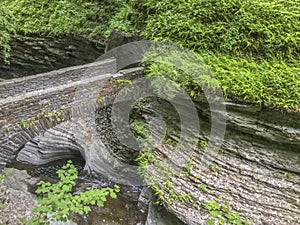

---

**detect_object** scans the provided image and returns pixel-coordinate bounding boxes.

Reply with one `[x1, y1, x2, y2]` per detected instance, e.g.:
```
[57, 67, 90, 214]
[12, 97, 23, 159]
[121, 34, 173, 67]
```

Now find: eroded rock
[0, 35, 104, 79]
[0, 168, 38, 225]
[136, 99, 300, 225]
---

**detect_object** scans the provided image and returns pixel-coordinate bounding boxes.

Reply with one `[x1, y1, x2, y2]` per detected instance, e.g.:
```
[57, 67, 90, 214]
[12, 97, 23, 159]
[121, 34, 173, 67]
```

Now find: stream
[6, 158, 147, 225]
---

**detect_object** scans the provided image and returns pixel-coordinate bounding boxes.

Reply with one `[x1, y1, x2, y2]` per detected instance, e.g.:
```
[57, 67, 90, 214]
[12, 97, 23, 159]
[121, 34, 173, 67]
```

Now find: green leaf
[206, 219, 215, 225]
[110, 192, 117, 199]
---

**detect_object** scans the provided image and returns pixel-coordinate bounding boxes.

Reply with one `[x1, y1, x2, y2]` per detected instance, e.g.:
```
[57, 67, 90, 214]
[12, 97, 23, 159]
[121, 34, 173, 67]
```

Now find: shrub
[200, 51, 300, 110]
[27, 160, 120, 224]
[2, 0, 120, 40]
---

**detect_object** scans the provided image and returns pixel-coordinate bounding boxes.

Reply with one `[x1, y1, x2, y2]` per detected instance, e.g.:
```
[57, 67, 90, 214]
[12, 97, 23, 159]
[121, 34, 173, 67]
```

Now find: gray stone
[105, 30, 142, 53]
[0, 35, 104, 79]
[146, 201, 185, 225]
[2, 167, 39, 193]
[137, 187, 152, 213]
[136, 100, 300, 225]
[0, 168, 37, 224]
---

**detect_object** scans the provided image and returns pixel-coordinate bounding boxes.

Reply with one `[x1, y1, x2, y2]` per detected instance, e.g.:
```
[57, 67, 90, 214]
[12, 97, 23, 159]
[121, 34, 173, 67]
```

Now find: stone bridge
[0, 58, 141, 176]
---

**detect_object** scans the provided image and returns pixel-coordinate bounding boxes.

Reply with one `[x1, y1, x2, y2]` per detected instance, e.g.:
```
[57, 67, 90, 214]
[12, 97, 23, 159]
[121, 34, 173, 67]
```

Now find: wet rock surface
[145, 202, 185, 225]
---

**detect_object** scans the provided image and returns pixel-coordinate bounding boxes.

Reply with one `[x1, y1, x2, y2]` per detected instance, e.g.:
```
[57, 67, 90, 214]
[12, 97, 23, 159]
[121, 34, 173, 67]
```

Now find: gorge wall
[136, 99, 300, 225]
[0, 35, 104, 79]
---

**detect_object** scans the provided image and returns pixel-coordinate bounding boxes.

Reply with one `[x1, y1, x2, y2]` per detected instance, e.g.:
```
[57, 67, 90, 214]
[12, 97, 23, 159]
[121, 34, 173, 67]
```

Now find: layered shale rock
[0, 35, 104, 79]
[135, 99, 300, 225]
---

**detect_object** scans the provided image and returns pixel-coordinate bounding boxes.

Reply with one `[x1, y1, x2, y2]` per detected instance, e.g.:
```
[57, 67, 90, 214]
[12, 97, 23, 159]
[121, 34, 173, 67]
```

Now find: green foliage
[209, 164, 222, 173]
[113, 0, 300, 60]
[19, 118, 35, 128]
[200, 52, 300, 110]
[198, 184, 212, 193]
[113, 0, 300, 110]
[116, 79, 132, 85]
[199, 140, 208, 149]
[0, 4, 16, 64]
[183, 159, 196, 177]
[149, 178, 194, 205]
[97, 97, 104, 104]
[2, 0, 120, 40]
[10, 0, 294, 61]
[273, 170, 294, 179]
[135, 150, 158, 169]
[20, 119, 28, 128]
[143, 49, 299, 110]
[42, 109, 63, 122]
[143, 47, 220, 100]
[130, 120, 150, 139]
[27, 160, 120, 224]
[204, 199, 250, 225]
[106, 0, 146, 35]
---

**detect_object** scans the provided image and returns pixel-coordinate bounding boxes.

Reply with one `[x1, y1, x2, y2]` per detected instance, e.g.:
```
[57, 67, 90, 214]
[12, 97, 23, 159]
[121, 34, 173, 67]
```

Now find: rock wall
[137, 99, 300, 225]
[0, 35, 104, 79]
[0, 168, 38, 225]
[0, 58, 116, 98]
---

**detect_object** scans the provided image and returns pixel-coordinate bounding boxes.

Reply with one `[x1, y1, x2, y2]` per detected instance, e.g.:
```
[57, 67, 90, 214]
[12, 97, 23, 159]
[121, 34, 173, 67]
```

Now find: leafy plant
[130, 120, 150, 139]
[183, 159, 195, 176]
[20, 119, 28, 128]
[0, 5, 15, 64]
[200, 140, 208, 149]
[204, 199, 250, 225]
[198, 184, 212, 193]
[209, 164, 222, 173]
[42, 109, 63, 122]
[97, 97, 104, 104]
[27, 160, 120, 224]
[19, 118, 36, 128]
[135, 149, 158, 169]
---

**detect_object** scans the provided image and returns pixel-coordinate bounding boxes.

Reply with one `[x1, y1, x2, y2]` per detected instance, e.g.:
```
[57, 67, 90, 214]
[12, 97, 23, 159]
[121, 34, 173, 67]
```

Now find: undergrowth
[0, 4, 16, 64]
[111, 0, 300, 60]
[1, 0, 120, 41]
[25, 160, 120, 225]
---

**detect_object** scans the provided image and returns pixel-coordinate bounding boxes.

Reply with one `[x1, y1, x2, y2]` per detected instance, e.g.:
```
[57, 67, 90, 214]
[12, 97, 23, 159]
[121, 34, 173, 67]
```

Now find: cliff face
[0, 35, 104, 79]
[136, 99, 300, 225]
